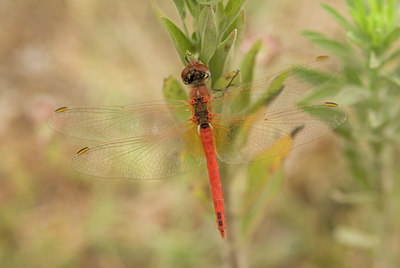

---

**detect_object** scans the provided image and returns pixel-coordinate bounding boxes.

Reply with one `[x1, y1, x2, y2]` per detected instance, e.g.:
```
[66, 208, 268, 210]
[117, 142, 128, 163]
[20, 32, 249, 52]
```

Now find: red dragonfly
[49, 56, 347, 238]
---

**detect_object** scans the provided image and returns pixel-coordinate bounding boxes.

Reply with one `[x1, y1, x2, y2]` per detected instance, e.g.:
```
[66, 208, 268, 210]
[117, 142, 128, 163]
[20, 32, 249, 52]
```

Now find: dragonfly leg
[191, 115, 198, 122]
[211, 69, 240, 97]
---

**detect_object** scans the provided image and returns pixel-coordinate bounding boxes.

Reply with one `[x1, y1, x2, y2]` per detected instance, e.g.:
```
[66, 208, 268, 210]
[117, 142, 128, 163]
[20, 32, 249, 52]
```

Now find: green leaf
[216, 1, 225, 23]
[212, 69, 242, 91]
[173, 0, 188, 33]
[345, 0, 357, 9]
[162, 76, 189, 121]
[198, 5, 218, 64]
[209, 29, 237, 84]
[367, 0, 378, 15]
[343, 64, 363, 85]
[225, 0, 246, 18]
[163, 76, 188, 101]
[245, 67, 290, 115]
[384, 26, 400, 46]
[222, 10, 245, 55]
[199, 0, 222, 5]
[232, 39, 261, 111]
[220, 0, 247, 36]
[350, 0, 368, 30]
[347, 30, 369, 48]
[387, 0, 397, 25]
[173, 0, 186, 20]
[344, 146, 370, 186]
[185, 50, 198, 62]
[321, 3, 354, 32]
[151, 1, 166, 19]
[184, 0, 200, 18]
[241, 156, 285, 238]
[161, 17, 196, 64]
[298, 83, 342, 104]
[211, 69, 241, 117]
[302, 30, 353, 59]
[332, 85, 371, 106]
[291, 65, 338, 87]
[240, 39, 262, 84]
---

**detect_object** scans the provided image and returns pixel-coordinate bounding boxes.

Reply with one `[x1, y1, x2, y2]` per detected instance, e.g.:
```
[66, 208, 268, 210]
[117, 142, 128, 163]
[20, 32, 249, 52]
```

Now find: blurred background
[1, 0, 398, 267]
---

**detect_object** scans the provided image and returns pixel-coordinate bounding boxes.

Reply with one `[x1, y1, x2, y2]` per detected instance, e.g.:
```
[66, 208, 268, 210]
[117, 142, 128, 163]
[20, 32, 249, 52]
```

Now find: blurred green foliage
[303, 0, 400, 267]
[155, 0, 247, 85]
[1, 0, 399, 267]
[158, 0, 400, 266]
[155, 1, 353, 267]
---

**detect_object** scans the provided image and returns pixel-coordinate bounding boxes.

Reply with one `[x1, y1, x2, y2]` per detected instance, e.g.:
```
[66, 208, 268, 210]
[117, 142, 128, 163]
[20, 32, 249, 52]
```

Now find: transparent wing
[210, 56, 347, 163]
[213, 102, 347, 163]
[48, 100, 192, 142]
[211, 56, 339, 116]
[72, 124, 207, 179]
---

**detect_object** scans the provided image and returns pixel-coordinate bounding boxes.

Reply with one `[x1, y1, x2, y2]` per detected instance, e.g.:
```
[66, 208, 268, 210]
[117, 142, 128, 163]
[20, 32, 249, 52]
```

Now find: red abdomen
[199, 125, 226, 238]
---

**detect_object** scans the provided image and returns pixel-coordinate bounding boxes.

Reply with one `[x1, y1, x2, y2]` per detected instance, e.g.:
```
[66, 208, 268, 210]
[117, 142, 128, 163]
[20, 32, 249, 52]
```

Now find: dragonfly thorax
[190, 86, 213, 129]
[193, 99, 211, 125]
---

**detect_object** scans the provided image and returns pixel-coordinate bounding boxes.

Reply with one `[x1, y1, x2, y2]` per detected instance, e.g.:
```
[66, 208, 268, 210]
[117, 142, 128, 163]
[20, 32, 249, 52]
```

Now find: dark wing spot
[55, 106, 68, 113]
[264, 84, 285, 107]
[290, 125, 305, 138]
[76, 147, 89, 155]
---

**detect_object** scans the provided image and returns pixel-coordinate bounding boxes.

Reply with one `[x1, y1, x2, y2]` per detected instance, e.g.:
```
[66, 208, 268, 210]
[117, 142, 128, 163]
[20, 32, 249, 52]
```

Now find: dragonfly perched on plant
[49, 55, 347, 238]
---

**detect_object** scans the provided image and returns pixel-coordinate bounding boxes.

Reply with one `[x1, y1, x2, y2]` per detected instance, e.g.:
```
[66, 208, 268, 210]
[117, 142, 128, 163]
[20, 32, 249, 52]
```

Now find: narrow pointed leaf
[240, 39, 262, 84]
[199, 0, 223, 5]
[216, 2, 225, 22]
[185, 0, 200, 18]
[241, 155, 287, 236]
[222, 10, 245, 54]
[302, 30, 353, 58]
[151, 1, 166, 19]
[233, 39, 262, 111]
[209, 29, 237, 83]
[173, 0, 186, 20]
[384, 26, 400, 45]
[220, 0, 247, 36]
[161, 17, 195, 64]
[241, 129, 298, 237]
[245, 67, 290, 115]
[241, 170, 284, 238]
[321, 4, 354, 32]
[198, 6, 218, 64]
[173, 0, 188, 33]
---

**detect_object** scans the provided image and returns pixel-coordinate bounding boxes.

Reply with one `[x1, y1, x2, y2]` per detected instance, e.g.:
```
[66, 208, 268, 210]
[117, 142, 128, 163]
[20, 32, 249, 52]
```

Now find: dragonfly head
[181, 61, 211, 86]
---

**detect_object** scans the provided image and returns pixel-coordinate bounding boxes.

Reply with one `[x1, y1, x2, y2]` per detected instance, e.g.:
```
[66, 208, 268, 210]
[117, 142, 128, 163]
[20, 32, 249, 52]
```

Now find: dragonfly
[48, 56, 348, 239]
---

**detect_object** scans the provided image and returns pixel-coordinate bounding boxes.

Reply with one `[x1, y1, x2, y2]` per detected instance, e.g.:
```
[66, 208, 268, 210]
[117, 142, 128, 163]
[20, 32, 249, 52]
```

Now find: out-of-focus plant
[153, 0, 247, 86]
[153, 1, 345, 267]
[303, 0, 400, 267]
[153, 1, 269, 266]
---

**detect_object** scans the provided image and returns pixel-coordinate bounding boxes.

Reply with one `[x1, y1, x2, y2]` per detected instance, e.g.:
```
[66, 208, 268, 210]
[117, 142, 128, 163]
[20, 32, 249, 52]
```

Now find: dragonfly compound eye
[181, 62, 211, 85]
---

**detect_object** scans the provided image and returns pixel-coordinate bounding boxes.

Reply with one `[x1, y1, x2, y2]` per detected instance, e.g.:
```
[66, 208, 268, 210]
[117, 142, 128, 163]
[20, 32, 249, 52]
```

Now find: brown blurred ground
[0, 1, 355, 267]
